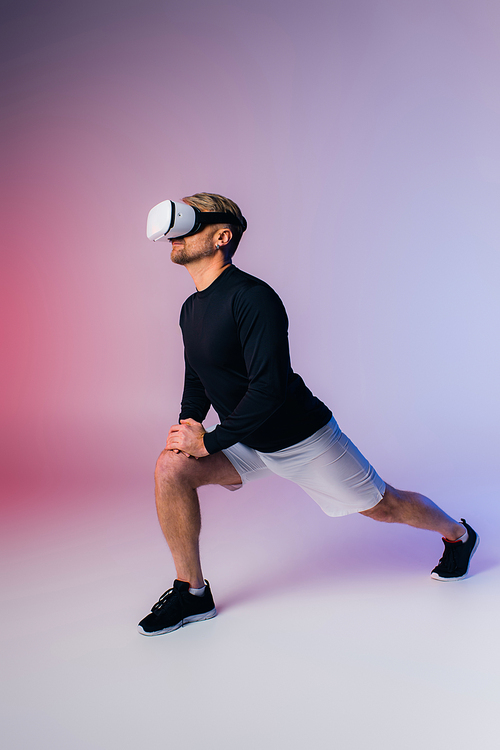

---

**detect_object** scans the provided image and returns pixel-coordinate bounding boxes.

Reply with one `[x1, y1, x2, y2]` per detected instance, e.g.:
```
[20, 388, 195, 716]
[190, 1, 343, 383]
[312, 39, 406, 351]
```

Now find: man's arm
[166, 357, 211, 458]
[179, 355, 211, 424]
[203, 284, 291, 454]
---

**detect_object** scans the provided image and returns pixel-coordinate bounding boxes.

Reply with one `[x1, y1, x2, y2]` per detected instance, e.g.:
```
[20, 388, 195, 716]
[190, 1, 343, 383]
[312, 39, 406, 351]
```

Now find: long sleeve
[179, 265, 331, 454]
[179, 354, 211, 424]
[203, 285, 290, 453]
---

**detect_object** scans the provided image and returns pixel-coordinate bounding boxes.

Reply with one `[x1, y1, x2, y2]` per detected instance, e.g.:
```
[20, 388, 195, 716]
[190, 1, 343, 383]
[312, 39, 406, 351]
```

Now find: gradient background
[1, 1, 499, 748]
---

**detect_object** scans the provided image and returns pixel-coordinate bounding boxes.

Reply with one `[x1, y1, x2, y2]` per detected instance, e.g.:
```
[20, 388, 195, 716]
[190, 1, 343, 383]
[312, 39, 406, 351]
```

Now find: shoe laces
[151, 586, 181, 614]
[437, 541, 459, 572]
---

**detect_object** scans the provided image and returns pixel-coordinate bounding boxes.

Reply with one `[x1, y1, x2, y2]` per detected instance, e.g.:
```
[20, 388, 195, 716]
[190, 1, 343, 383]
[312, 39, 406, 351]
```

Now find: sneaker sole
[137, 607, 217, 636]
[430, 533, 480, 581]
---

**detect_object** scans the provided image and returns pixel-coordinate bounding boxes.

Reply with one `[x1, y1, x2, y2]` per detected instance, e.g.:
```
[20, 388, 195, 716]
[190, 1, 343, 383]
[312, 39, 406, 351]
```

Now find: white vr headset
[146, 199, 247, 242]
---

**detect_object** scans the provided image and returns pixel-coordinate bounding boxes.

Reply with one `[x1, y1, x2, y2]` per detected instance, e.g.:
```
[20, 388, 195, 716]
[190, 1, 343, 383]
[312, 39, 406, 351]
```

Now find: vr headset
[146, 199, 247, 242]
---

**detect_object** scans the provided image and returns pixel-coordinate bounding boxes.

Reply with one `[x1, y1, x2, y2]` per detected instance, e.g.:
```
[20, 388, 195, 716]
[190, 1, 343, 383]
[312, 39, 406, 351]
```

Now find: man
[138, 192, 479, 636]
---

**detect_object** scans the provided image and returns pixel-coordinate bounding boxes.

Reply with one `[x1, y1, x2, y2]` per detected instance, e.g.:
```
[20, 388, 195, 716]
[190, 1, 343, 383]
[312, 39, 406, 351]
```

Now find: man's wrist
[201, 432, 210, 456]
[203, 429, 220, 455]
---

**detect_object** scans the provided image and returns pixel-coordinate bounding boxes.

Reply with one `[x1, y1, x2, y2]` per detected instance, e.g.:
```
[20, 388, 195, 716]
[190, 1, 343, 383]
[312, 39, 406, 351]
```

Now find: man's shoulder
[179, 266, 283, 322]
[229, 267, 287, 325]
[229, 266, 281, 300]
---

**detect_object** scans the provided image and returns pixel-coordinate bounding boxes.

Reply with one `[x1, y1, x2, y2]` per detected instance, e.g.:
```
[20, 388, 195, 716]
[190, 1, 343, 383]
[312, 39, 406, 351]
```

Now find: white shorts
[208, 417, 386, 517]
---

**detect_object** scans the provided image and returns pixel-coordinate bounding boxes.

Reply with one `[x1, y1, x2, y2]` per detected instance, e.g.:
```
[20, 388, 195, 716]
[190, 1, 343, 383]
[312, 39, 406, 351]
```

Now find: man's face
[169, 225, 218, 266]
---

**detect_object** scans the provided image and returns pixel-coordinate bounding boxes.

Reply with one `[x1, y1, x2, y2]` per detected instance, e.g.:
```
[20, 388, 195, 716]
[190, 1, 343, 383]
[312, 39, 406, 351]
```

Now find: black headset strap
[195, 210, 247, 231]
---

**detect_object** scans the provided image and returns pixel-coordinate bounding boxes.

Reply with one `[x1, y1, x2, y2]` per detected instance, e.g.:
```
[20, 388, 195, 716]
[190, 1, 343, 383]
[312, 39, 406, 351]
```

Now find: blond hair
[182, 192, 245, 257]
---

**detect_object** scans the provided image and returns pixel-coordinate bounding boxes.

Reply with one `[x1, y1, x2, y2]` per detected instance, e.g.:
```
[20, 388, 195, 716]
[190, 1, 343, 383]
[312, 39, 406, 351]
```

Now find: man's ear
[216, 228, 233, 247]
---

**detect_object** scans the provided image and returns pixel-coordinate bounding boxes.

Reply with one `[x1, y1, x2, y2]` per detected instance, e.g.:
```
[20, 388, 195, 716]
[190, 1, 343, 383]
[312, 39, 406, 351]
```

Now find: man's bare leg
[360, 484, 466, 540]
[154, 449, 242, 588]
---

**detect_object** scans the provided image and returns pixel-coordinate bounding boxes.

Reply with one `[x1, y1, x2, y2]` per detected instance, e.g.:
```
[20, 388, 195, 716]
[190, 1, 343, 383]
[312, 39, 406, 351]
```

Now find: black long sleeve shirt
[179, 264, 332, 454]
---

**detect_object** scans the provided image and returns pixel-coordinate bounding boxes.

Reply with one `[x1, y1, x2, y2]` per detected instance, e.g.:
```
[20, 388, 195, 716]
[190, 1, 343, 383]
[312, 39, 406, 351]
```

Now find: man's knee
[359, 484, 401, 522]
[155, 449, 197, 488]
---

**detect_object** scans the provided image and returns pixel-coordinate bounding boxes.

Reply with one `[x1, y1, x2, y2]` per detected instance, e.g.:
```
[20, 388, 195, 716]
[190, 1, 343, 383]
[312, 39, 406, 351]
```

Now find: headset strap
[196, 211, 247, 231]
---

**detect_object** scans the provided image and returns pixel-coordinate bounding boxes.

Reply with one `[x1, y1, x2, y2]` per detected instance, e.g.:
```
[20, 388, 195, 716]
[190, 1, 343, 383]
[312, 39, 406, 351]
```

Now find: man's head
[181, 192, 245, 260]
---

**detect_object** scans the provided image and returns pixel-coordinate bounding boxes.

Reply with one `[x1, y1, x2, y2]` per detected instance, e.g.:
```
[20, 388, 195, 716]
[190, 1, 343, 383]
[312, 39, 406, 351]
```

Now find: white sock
[189, 585, 206, 597]
[457, 528, 468, 543]
[447, 528, 468, 543]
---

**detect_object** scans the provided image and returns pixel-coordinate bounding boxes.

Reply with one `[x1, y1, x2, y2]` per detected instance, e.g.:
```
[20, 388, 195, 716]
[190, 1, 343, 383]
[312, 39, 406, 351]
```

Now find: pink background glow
[1, 2, 499, 747]
[2, 0, 499, 505]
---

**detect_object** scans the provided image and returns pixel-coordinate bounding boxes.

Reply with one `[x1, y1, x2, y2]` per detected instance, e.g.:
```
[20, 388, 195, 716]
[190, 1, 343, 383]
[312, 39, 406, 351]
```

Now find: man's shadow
[212, 498, 494, 613]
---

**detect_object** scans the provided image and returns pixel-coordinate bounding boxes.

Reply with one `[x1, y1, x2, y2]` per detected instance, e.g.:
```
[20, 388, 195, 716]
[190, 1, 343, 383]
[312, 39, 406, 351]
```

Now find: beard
[170, 245, 190, 265]
[170, 242, 216, 266]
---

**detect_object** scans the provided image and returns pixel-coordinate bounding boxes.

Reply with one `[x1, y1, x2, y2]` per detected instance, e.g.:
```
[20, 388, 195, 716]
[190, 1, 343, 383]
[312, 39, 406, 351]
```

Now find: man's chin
[171, 248, 216, 266]
[171, 251, 188, 265]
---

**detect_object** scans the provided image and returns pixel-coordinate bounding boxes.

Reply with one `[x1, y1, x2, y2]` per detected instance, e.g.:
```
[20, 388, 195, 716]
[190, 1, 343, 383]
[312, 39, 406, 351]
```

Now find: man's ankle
[176, 575, 204, 589]
[445, 523, 467, 542]
[189, 584, 206, 597]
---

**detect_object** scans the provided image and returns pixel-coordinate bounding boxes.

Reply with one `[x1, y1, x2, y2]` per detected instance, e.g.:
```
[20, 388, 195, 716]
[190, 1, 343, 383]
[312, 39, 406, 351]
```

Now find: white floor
[1, 476, 498, 750]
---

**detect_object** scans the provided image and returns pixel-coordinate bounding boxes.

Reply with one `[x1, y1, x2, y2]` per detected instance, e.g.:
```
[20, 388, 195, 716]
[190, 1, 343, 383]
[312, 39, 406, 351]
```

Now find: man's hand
[166, 419, 209, 458]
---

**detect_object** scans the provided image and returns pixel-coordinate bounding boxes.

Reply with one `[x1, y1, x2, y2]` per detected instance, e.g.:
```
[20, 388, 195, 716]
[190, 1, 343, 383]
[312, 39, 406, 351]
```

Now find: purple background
[2, 0, 499, 505]
[1, 2, 499, 747]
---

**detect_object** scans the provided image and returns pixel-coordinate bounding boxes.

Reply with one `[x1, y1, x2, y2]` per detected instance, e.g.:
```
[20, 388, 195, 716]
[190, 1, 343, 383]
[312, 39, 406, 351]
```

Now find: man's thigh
[158, 449, 243, 489]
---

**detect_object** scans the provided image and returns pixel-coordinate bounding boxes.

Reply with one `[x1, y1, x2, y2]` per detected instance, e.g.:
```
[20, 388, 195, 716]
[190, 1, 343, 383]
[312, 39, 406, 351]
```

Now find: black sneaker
[431, 519, 479, 581]
[138, 580, 217, 636]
